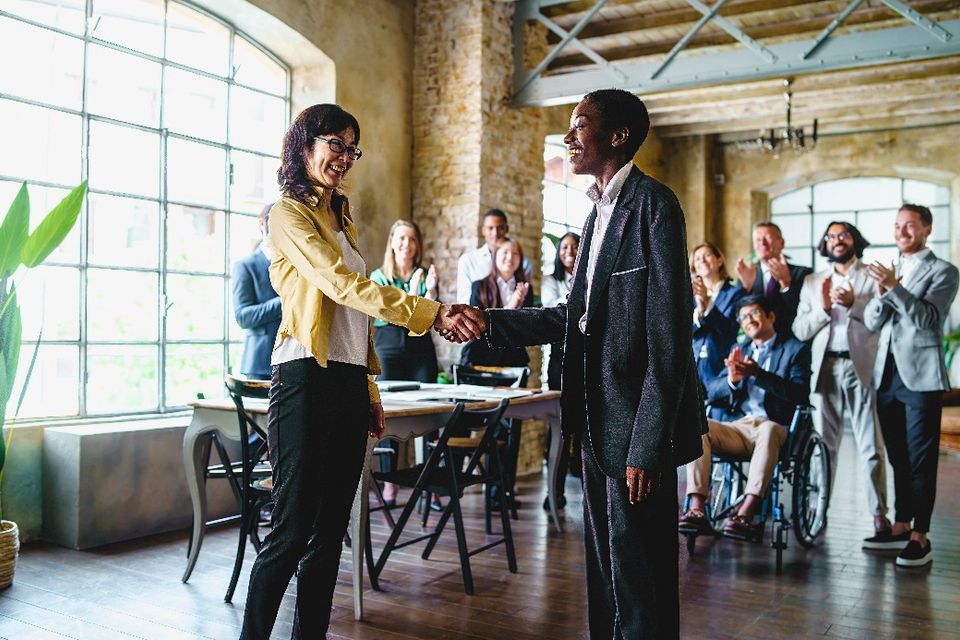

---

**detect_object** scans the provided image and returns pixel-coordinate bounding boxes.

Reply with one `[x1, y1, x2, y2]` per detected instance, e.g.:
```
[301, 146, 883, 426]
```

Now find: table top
[191, 383, 560, 417]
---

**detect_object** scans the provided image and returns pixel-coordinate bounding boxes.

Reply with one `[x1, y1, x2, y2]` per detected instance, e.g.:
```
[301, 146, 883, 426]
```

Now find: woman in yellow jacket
[240, 104, 483, 640]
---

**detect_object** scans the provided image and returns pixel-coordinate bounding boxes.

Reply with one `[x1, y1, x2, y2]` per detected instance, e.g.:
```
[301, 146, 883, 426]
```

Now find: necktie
[764, 273, 778, 299]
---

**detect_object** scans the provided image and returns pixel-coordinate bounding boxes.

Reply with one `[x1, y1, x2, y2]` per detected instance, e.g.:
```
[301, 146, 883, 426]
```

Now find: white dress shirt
[496, 275, 518, 308]
[579, 161, 633, 334]
[826, 261, 856, 352]
[898, 248, 931, 287]
[542, 270, 575, 307]
[740, 335, 775, 419]
[456, 245, 533, 304]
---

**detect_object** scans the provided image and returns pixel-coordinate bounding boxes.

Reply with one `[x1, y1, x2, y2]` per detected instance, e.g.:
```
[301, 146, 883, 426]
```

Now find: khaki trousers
[686, 416, 787, 498]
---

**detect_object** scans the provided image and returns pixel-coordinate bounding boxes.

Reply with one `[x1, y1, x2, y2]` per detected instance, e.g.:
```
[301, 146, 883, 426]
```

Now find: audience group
[234, 199, 957, 569]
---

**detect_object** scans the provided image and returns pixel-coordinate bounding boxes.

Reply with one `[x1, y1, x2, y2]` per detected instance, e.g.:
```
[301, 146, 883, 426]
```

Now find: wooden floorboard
[3, 433, 960, 639]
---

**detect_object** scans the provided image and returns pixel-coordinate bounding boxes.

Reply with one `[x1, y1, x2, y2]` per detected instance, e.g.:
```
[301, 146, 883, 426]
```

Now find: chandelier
[739, 79, 818, 153]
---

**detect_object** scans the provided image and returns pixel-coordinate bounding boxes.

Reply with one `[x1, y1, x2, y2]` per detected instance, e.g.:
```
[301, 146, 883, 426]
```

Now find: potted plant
[0, 180, 86, 588]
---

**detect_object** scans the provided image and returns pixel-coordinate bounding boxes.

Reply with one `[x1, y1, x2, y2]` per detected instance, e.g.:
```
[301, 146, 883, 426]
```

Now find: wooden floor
[3, 434, 960, 640]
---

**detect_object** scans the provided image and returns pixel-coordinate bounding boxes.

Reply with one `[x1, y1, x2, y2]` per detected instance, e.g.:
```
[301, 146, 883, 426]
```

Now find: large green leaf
[0, 183, 29, 278]
[21, 180, 87, 268]
[0, 289, 21, 476]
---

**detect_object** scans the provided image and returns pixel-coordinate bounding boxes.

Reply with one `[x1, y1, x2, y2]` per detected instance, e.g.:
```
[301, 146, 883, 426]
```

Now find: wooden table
[180, 384, 562, 620]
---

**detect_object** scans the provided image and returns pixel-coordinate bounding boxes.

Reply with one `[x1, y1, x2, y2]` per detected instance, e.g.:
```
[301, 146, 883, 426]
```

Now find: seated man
[680, 294, 811, 538]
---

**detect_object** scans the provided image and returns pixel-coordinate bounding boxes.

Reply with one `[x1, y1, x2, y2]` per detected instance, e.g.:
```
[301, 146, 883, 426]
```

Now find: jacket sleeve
[755, 342, 811, 407]
[487, 305, 567, 347]
[863, 292, 891, 332]
[626, 190, 693, 471]
[706, 370, 741, 408]
[232, 261, 281, 330]
[873, 263, 960, 332]
[269, 200, 439, 335]
[792, 272, 829, 341]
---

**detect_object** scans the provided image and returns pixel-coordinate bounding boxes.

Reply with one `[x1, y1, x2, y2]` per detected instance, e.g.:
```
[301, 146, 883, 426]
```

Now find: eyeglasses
[823, 231, 851, 243]
[737, 308, 764, 323]
[314, 136, 362, 160]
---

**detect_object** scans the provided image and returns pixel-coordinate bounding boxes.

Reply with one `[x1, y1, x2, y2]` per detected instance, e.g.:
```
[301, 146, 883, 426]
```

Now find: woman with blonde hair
[690, 241, 743, 401]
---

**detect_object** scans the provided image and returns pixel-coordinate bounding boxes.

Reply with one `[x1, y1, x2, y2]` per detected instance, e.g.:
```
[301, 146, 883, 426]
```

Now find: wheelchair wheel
[792, 433, 830, 548]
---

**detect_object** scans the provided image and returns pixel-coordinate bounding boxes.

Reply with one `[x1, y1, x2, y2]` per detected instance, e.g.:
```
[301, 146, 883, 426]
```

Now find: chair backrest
[224, 375, 270, 487]
[451, 364, 529, 388]
[419, 398, 511, 481]
[786, 404, 815, 459]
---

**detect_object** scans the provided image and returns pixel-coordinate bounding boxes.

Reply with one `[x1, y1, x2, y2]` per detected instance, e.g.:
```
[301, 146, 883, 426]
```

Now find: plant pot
[0, 520, 19, 589]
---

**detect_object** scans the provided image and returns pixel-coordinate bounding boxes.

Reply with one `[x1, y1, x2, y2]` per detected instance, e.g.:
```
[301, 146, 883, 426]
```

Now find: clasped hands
[725, 345, 761, 384]
[735, 254, 791, 291]
[866, 260, 899, 295]
[433, 304, 488, 343]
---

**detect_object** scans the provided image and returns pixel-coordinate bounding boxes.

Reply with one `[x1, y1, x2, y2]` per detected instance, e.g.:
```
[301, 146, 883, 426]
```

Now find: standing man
[482, 89, 704, 639]
[735, 221, 812, 338]
[456, 208, 532, 304]
[865, 203, 958, 567]
[232, 203, 281, 380]
[793, 222, 889, 541]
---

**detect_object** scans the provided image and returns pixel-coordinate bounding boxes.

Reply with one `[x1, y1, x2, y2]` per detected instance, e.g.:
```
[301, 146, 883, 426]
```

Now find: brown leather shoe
[679, 508, 711, 534]
[723, 514, 762, 541]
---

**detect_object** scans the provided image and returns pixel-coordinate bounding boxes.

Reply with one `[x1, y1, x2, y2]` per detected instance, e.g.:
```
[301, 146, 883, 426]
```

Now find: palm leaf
[0, 183, 29, 278]
[21, 181, 86, 268]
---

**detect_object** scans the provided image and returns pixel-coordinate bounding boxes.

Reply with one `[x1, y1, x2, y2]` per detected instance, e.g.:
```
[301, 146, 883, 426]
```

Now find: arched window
[770, 177, 951, 272]
[1, 0, 289, 419]
[541, 134, 592, 275]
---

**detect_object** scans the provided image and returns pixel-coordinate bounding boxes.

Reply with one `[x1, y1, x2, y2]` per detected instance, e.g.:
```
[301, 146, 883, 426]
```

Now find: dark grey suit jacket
[487, 166, 706, 478]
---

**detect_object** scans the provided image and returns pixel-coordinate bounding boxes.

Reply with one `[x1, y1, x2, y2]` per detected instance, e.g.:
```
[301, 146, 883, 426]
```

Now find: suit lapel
[585, 169, 641, 323]
[765, 333, 785, 375]
[905, 252, 936, 292]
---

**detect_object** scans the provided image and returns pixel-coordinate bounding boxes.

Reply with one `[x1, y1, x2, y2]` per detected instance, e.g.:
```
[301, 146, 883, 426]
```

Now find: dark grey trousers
[240, 358, 369, 640]
[582, 442, 680, 639]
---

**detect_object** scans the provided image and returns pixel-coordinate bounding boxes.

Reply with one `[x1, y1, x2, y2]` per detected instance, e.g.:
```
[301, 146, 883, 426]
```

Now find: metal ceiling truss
[512, 0, 960, 106]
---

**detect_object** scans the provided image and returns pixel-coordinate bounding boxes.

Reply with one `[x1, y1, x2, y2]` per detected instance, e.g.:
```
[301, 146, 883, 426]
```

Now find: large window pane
[88, 121, 160, 197]
[166, 3, 229, 76]
[167, 204, 225, 273]
[903, 180, 950, 207]
[229, 212, 261, 265]
[164, 68, 228, 142]
[542, 183, 564, 226]
[930, 206, 950, 242]
[566, 189, 591, 229]
[0, 0, 85, 34]
[165, 343, 223, 406]
[856, 209, 898, 246]
[166, 138, 226, 207]
[7, 345, 79, 420]
[0, 181, 80, 263]
[86, 345, 158, 413]
[773, 213, 811, 247]
[770, 187, 810, 215]
[88, 193, 159, 268]
[813, 177, 901, 212]
[15, 265, 80, 341]
[229, 86, 285, 154]
[230, 150, 279, 213]
[90, 0, 163, 56]
[87, 268, 159, 340]
[0, 17, 83, 109]
[228, 342, 243, 376]
[165, 274, 224, 340]
[86, 44, 161, 127]
[233, 36, 286, 96]
[0, 99, 81, 185]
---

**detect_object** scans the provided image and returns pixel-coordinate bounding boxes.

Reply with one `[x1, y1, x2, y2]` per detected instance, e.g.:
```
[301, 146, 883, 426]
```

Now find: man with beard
[481, 89, 704, 639]
[793, 222, 890, 545]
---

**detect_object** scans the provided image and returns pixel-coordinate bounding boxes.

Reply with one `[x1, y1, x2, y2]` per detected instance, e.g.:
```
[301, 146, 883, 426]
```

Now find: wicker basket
[0, 520, 19, 589]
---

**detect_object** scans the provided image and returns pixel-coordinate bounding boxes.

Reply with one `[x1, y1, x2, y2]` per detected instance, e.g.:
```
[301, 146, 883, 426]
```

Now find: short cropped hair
[816, 221, 870, 259]
[899, 203, 933, 226]
[483, 208, 508, 224]
[582, 89, 650, 159]
[753, 221, 783, 236]
[735, 293, 774, 318]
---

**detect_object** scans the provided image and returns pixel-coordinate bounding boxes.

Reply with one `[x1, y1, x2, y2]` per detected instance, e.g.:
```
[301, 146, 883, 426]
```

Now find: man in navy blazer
[734, 222, 812, 339]
[232, 204, 281, 380]
[484, 90, 704, 639]
[680, 294, 810, 539]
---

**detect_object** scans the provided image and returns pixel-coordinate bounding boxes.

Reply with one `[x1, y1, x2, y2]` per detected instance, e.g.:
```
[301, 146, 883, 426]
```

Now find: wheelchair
[681, 406, 831, 574]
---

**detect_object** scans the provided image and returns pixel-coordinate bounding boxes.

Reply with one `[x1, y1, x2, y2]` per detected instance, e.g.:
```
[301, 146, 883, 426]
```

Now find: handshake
[432, 304, 488, 343]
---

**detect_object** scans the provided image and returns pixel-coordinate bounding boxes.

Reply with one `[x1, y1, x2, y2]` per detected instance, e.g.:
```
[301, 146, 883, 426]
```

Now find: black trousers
[582, 441, 679, 640]
[877, 358, 943, 534]
[373, 324, 438, 383]
[240, 358, 369, 640]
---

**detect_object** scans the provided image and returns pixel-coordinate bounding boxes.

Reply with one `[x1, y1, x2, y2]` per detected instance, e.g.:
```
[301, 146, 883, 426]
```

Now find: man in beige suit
[794, 222, 888, 544]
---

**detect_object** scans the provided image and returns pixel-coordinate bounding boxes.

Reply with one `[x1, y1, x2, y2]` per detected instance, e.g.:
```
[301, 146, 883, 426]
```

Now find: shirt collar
[752, 333, 777, 354]
[496, 275, 516, 288]
[586, 162, 633, 206]
[901, 248, 931, 265]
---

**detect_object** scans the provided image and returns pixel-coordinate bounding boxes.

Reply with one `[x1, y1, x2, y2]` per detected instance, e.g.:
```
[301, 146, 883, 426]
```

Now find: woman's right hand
[506, 282, 529, 309]
[691, 276, 708, 311]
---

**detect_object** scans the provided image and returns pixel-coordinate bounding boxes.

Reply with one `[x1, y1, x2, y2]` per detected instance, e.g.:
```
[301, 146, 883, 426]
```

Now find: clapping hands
[433, 304, 487, 343]
[725, 346, 761, 384]
[506, 282, 530, 309]
[866, 260, 898, 294]
[735, 258, 757, 291]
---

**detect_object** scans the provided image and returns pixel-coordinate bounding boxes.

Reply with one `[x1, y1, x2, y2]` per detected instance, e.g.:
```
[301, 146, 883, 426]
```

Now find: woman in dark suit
[690, 241, 743, 410]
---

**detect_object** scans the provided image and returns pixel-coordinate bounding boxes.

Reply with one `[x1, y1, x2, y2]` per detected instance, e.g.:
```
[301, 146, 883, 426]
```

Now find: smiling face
[563, 99, 623, 179]
[390, 224, 419, 268]
[753, 225, 785, 262]
[558, 235, 579, 271]
[305, 126, 357, 189]
[495, 241, 522, 279]
[692, 245, 722, 279]
[894, 208, 932, 255]
[738, 303, 776, 343]
[824, 223, 856, 263]
[482, 214, 508, 250]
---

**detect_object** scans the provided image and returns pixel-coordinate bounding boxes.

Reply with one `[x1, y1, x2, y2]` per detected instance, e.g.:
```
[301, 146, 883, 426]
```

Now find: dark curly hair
[278, 104, 360, 209]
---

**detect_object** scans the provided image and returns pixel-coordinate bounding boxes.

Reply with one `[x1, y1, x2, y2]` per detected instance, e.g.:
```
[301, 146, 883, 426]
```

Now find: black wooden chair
[370, 399, 517, 595]
[223, 375, 273, 603]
